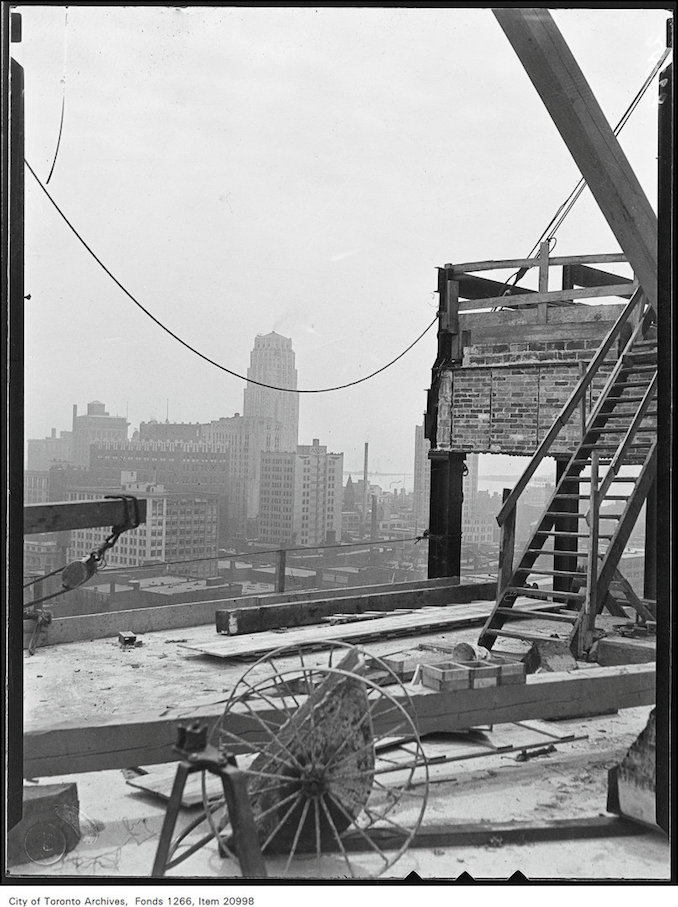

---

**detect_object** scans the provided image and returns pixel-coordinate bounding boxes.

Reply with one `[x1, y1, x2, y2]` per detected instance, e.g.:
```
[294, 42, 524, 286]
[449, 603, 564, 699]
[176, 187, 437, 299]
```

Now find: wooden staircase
[478, 289, 656, 658]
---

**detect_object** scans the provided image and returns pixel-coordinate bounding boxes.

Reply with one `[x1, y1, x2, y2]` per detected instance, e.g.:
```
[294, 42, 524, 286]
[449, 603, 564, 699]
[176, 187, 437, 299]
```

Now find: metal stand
[151, 723, 267, 879]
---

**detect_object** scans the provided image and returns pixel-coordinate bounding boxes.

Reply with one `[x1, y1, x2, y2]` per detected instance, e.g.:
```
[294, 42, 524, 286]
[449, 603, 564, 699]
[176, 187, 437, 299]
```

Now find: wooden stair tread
[505, 587, 585, 602]
[522, 568, 586, 578]
[495, 607, 580, 623]
[543, 511, 621, 520]
[484, 628, 573, 643]
[553, 494, 629, 500]
[533, 531, 613, 538]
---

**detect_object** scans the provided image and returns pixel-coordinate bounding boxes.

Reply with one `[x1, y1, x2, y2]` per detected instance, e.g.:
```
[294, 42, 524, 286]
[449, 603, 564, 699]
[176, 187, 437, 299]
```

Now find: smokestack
[362, 442, 369, 538]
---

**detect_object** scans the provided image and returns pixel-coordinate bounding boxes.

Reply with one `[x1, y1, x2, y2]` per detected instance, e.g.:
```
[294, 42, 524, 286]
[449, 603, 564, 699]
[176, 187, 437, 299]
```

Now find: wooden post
[493, 8, 658, 305]
[275, 549, 286, 594]
[496, 488, 516, 598]
[643, 479, 657, 601]
[5, 23, 24, 830]
[439, 266, 462, 362]
[583, 451, 600, 656]
[538, 240, 550, 324]
[427, 451, 464, 580]
[655, 54, 672, 837]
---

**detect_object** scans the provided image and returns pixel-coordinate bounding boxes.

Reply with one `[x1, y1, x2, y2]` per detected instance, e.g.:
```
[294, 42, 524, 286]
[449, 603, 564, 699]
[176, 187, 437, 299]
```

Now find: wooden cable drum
[203, 642, 429, 878]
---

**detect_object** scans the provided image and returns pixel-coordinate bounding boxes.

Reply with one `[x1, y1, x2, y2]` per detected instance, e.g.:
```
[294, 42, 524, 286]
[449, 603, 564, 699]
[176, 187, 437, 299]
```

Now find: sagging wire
[97, 534, 425, 575]
[25, 160, 437, 394]
[45, 7, 69, 185]
[494, 47, 671, 306]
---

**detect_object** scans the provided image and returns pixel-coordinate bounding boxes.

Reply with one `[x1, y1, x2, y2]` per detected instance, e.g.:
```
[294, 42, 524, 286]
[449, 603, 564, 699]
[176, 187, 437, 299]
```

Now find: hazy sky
[15, 6, 668, 482]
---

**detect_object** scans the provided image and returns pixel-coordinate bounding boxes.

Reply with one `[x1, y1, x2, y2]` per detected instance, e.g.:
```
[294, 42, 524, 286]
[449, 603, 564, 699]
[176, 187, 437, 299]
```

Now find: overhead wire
[24, 160, 437, 394]
[497, 47, 671, 299]
[22, 536, 425, 602]
[98, 535, 425, 575]
[45, 7, 69, 185]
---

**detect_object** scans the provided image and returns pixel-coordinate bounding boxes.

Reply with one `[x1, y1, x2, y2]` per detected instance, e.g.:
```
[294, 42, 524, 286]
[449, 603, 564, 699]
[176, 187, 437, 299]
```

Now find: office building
[71, 401, 128, 467]
[259, 440, 343, 547]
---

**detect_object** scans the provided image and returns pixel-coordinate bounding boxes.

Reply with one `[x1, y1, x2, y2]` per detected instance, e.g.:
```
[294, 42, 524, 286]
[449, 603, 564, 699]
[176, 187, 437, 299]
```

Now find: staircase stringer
[594, 442, 657, 613]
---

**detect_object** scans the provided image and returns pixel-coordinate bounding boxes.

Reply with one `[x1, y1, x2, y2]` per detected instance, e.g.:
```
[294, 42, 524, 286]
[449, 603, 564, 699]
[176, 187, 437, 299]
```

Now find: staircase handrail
[597, 371, 657, 502]
[496, 287, 645, 527]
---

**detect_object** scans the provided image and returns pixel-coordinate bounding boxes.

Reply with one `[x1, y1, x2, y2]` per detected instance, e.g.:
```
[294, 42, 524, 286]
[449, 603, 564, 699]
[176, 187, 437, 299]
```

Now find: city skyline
[17, 7, 664, 481]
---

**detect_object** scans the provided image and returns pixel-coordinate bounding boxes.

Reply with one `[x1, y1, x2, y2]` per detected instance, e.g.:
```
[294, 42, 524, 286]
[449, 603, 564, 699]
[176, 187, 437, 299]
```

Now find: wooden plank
[597, 636, 656, 667]
[31, 598, 223, 647]
[339, 816, 641, 851]
[456, 273, 535, 301]
[458, 282, 638, 311]
[493, 8, 657, 305]
[569, 264, 634, 290]
[24, 499, 147, 535]
[451, 253, 627, 273]
[215, 579, 496, 635]
[23, 663, 656, 777]
[36, 577, 484, 647]
[193, 602, 495, 660]
[461, 319, 621, 346]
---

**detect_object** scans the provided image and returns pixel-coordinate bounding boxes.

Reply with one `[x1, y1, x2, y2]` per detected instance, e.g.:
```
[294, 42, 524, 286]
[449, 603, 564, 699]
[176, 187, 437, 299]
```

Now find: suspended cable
[45, 7, 69, 185]
[25, 160, 437, 393]
[526, 46, 671, 259]
[23, 563, 69, 588]
[97, 534, 424, 574]
[496, 48, 671, 301]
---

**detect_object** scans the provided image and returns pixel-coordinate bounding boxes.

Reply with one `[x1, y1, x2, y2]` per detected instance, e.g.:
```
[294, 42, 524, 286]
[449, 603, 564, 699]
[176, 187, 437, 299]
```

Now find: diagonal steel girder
[492, 8, 658, 306]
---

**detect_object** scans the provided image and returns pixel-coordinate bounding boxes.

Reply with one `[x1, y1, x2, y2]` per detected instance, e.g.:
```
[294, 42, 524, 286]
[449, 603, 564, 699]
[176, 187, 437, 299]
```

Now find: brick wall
[433, 304, 625, 456]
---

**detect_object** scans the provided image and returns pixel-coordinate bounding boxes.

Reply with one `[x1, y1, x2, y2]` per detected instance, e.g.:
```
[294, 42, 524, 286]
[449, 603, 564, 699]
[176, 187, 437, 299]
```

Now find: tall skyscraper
[243, 332, 299, 452]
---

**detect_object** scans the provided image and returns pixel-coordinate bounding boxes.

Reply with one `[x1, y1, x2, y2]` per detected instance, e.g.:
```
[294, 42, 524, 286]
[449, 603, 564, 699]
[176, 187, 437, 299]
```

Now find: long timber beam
[492, 8, 658, 305]
[23, 663, 655, 777]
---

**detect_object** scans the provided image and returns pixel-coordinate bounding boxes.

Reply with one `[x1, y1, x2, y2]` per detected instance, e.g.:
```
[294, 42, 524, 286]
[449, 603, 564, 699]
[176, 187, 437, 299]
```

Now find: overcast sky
[15, 5, 668, 484]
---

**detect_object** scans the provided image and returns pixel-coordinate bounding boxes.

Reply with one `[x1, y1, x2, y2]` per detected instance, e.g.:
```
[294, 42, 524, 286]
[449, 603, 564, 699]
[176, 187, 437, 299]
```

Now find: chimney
[129, 580, 141, 592]
[313, 438, 319, 447]
[51, 428, 56, 438]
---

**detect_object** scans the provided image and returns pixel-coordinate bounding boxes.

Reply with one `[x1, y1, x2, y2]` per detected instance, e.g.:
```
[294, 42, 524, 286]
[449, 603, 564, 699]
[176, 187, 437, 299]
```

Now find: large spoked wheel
[203, 642, 429, 878]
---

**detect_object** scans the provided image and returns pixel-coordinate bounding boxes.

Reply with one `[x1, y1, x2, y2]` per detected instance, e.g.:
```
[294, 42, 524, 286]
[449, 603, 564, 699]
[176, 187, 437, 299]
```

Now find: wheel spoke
[259, 790, 306, 852]
[238, 675, 295, 724]
[282, 797, 311, 876]
[361, 803, 420, 838]
[227, 695, 307, 774]
[268, 656, 303, 711]
[324, 790, 389, 865]
[324, 701, 405, 769]
[213, 727, 297, 778]
[319, 794, 357, 879]
[314, 795, 322, 878]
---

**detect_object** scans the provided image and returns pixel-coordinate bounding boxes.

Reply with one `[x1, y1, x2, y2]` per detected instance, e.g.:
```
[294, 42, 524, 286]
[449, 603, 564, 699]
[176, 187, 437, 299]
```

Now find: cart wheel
[203, 642, 429, 878]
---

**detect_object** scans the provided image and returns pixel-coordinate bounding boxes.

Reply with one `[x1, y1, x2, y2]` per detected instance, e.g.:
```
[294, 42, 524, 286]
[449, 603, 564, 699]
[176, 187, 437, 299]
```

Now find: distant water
[478, 477, 522, 495]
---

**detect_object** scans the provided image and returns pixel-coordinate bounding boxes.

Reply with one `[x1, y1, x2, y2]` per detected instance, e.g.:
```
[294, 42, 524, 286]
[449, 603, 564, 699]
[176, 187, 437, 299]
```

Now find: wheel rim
[203, 642, 429, 878]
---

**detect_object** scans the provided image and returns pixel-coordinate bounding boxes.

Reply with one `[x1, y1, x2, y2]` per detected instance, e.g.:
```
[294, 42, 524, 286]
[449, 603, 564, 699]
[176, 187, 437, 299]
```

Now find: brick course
[438, 312, 622, 456]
